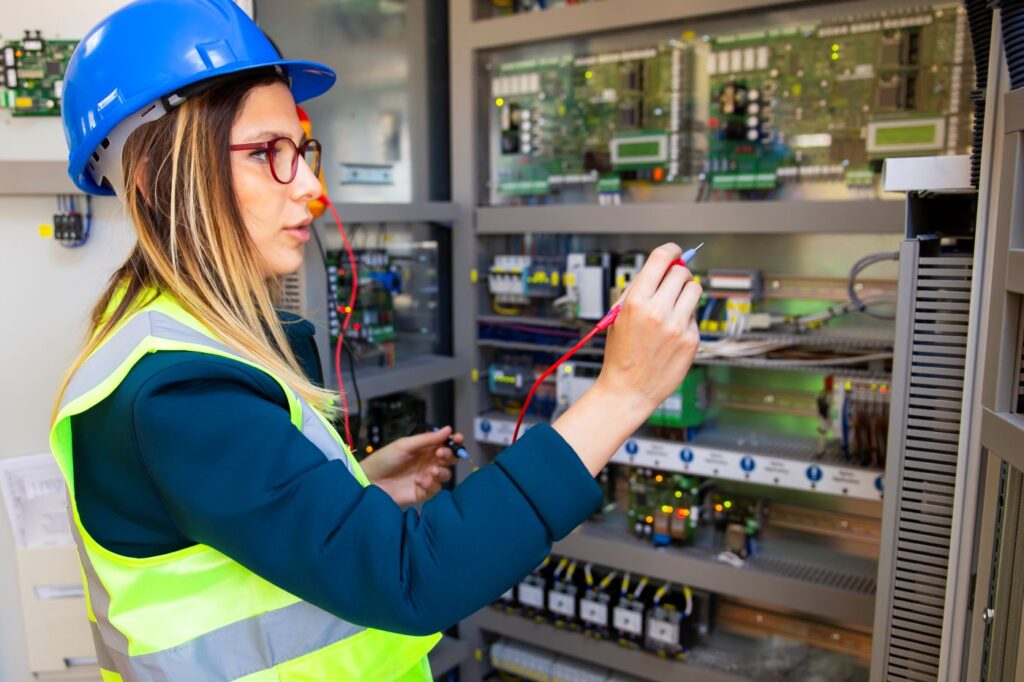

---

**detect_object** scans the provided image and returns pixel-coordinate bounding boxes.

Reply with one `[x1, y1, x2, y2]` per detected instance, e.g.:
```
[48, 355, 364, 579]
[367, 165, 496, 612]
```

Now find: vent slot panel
[885, 255, 972, 680]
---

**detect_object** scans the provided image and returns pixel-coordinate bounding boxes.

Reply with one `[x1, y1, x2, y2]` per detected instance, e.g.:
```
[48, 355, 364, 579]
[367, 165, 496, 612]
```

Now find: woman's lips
[284, 224, 311, 243]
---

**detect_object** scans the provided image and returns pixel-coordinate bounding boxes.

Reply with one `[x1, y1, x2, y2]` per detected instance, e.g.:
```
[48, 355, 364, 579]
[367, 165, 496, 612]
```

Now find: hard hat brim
[68, 58, 336, 196]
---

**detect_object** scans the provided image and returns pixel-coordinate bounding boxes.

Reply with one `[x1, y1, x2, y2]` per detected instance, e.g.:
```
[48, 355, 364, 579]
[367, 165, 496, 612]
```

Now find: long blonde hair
[52, 69, 336, 424]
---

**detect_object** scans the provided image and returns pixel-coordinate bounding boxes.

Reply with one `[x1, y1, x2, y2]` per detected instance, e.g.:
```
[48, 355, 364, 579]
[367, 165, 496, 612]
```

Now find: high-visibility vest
[50, 290, 440, 681]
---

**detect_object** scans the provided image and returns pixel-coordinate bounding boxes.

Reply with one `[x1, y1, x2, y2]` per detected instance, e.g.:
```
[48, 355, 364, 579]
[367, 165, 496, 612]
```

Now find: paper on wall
[0, 452, 72, 548]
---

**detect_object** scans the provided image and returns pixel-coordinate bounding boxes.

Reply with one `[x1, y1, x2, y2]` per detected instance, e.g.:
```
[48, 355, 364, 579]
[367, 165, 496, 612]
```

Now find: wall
[0, 3, 134, 680]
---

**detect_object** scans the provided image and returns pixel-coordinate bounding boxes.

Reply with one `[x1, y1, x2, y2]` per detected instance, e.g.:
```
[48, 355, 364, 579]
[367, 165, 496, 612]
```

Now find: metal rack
[960, 25, 1024, 679]
[475, 413, 885, 500]
[476, 200, 906, 235]
[556, 514, 877, 627]
[447, 0, 922, 679]
[339, 354, 467, 402]
[0, 160, 79, 195]
[472, 609, 749, 682]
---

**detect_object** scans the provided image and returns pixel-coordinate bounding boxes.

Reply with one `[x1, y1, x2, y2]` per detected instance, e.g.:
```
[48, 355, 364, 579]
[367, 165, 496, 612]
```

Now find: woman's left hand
[360, 426, 463, 507]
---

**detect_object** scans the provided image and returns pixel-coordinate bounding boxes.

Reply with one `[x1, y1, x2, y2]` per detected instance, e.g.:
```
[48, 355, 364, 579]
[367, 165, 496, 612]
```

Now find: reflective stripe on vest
[59, 311, 355, 475]
[52, 303, 437, 681]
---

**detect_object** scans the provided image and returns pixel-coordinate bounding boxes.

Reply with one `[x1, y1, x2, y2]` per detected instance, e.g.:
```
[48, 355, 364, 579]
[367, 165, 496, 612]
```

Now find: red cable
[511, 248, 700, 443]
[509, 311, 606, 440]
[324, 196, 358, 447]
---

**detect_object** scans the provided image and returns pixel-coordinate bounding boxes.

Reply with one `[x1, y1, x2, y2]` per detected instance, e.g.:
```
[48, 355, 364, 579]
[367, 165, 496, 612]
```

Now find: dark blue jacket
[71, 314, 602, 636]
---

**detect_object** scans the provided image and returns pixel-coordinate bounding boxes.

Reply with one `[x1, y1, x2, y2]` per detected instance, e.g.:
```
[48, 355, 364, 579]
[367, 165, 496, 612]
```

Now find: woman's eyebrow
[247, 129, 308, 143]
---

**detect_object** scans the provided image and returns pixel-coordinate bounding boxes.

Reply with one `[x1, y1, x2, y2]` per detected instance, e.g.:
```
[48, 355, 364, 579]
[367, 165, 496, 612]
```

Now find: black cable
[310, 219, 328, 263]
[344, 341, 362, 417]
[848, 251, 899, 320]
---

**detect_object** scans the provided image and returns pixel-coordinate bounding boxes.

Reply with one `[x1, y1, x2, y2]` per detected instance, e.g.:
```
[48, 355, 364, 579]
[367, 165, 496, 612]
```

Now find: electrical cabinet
[449, 1, 1006, 681]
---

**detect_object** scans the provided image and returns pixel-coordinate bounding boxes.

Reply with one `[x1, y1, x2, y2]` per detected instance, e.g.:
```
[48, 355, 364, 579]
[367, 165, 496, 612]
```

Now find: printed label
[518, 583, 544, 609]
[548, 591, 576, 618]
[647, 617, 680, 645]
[613, 607, 643, 635]
[580, 599, 608, 625]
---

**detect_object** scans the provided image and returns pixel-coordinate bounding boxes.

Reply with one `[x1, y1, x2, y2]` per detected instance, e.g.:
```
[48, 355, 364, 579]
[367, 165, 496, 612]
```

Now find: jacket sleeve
[131, 359, 602, 636]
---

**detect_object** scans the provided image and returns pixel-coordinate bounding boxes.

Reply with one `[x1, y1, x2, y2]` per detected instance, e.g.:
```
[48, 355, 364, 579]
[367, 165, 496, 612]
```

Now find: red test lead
[511, 243, 704, 443]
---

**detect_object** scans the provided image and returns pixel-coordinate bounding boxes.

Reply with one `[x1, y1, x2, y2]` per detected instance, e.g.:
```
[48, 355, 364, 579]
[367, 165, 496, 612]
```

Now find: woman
[51, 1, 702, 680]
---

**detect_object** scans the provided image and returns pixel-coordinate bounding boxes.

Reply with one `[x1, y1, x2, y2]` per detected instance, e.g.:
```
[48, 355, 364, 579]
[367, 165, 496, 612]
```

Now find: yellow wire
[492, 302, 523, 316]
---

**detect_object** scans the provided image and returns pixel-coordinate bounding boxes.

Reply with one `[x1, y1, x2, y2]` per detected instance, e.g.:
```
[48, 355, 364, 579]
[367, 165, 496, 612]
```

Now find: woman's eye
[249, 149, 269, 161]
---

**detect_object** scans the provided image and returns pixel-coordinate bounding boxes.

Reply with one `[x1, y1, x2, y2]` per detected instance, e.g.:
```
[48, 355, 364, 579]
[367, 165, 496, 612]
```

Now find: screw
[982, 608, 996, 624]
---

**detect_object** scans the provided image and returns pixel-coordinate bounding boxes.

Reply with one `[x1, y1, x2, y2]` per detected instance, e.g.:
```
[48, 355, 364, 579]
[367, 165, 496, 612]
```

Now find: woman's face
[230, 82, 322, 277]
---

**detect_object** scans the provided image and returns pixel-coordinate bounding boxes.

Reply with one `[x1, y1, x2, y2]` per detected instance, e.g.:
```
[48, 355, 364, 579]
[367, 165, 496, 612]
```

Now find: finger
[628, 243, 683, 300]
[451, 432, 465, 445]
[674, 279, 704, 319]
[435, 467, 453, 484]
[400, 426, 452, 450]
[651, 263, 690, 310]
[435, 448, 457, 464]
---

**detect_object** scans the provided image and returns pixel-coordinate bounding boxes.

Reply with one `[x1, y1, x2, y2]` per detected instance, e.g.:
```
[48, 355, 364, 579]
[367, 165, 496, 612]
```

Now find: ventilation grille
[280, 271, 304, 316]
[886, 255, 973, 681]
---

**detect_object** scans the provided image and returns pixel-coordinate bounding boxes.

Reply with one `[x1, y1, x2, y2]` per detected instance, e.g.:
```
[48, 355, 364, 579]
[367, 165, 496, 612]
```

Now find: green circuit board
[488, 38, 707, 201]
[1, 33, 78, 116]
[486, 4, 973, 204]
[706, 4, 973, 193]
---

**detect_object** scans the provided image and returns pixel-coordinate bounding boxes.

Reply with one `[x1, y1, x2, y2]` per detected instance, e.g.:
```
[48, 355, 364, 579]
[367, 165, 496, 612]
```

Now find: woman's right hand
[552, 243, 702, 476]
[596, 242, 702, 419]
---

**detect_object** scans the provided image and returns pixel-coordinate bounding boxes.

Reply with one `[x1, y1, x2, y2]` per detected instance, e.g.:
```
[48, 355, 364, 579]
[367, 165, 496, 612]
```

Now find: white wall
[0, 4, 134, 680]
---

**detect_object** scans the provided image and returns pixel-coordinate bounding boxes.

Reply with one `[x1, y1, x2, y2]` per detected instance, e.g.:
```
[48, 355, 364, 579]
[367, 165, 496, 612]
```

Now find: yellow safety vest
[50, 290, 440, 681]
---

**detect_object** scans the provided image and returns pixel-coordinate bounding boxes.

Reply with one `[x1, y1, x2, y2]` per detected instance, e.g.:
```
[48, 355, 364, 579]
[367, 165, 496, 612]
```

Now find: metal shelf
[473, 608, 749, 682]
[1004, 88, 1024, 135]
[1007, 249, 1024, 294]
[697, 327, 893, 351]
[556, 514, 877, 627]
[0, 160, 79, 195]
[429, 636, 470, 679]
[468, 0, 795, 49]
[342, 354, 466, 401]
[325, 202, 460, 224]
[476, 338, 894, 377]
[981, 409, 1024, 474]
[474, 414, 884, 500]
[475, 200, 905, 235]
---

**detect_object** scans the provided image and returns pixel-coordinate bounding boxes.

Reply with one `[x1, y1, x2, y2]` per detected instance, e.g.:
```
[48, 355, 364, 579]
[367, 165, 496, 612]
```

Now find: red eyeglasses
[229, 136, 322, 184]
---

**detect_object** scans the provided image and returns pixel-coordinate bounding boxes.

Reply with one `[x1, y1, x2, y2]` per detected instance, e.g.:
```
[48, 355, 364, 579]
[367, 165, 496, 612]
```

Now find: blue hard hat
[62, 0, 336, 196]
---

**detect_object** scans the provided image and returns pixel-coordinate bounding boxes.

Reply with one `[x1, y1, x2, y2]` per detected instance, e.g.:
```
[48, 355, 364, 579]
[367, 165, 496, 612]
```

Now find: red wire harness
[511, 310, 616, 443]
[323, 196, 358, 447]
[511, 246, 702, 443]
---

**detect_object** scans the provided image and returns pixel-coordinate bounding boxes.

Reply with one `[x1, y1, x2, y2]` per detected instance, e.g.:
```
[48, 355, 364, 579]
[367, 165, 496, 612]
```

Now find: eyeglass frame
[228, 136, 322, 184]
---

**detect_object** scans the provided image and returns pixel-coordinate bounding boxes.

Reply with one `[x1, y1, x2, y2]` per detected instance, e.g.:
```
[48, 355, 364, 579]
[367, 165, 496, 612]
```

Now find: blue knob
[875, 475, 884, 492]
[481, 420, 491, 434]
[679, 448, 694, 463]
[740, 456, 755, 472]
[806, 465, 823, 482]
[625, 440, 639, 456]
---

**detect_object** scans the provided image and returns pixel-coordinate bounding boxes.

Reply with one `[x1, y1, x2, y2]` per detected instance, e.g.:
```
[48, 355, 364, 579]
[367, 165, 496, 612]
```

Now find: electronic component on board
[1, 31, 77, 116]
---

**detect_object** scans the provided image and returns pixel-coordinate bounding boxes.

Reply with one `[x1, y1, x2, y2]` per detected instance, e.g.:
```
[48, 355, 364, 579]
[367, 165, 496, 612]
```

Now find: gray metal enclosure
[273, 0, 1024, 678]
